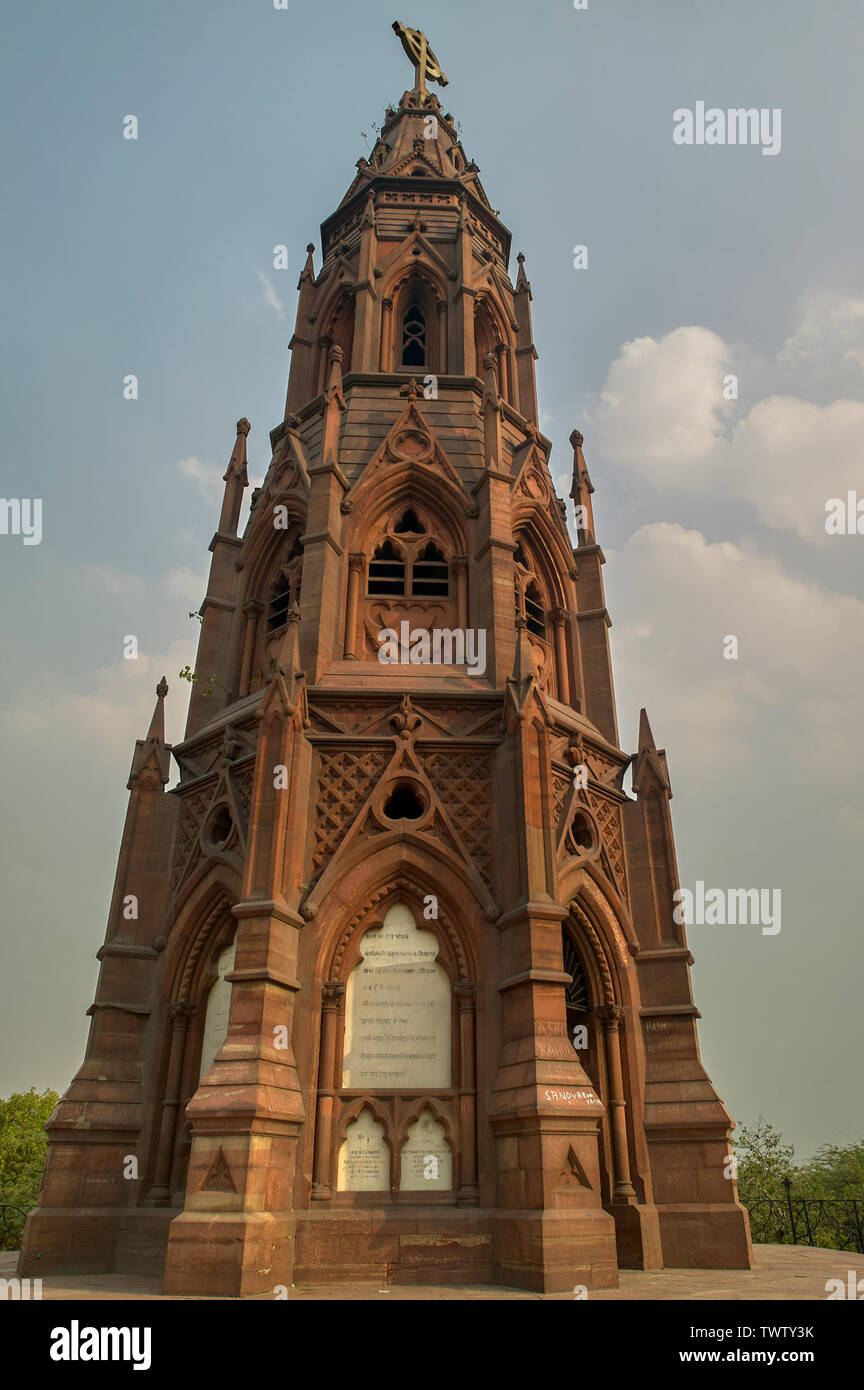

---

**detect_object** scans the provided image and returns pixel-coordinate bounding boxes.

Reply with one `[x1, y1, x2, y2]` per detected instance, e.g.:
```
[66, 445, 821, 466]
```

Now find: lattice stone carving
[424, 750, 493, 887]
[170, 783, 215, 893]
[552, 769, 572, 828]
[585, 788, 628, 901]
[312, 747, 392, 878]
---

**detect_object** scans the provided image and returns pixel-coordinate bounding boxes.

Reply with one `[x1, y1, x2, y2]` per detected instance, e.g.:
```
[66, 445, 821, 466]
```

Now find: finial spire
[392, 21, 448, 95]
[218, 418, 250, 536]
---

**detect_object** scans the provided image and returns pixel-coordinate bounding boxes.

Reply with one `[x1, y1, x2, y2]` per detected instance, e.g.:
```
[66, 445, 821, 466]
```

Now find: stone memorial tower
[20, 23, 752, 1294]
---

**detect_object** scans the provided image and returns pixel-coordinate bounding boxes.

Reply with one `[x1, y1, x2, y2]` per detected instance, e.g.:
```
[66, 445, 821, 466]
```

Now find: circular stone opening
[382, 781, 426, 822]
[205, 804, 234, 849]
[570, 812, 595, 850]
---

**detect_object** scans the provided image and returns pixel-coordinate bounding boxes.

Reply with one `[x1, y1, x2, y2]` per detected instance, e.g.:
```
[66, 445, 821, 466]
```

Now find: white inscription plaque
[336, 1107, 389, 1191]
[342, 902, 451, 1089]
[400, 1108, 452, 1191]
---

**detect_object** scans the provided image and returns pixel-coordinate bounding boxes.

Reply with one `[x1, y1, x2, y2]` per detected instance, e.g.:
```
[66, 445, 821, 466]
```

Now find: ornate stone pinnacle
[156, 676, 168, 699]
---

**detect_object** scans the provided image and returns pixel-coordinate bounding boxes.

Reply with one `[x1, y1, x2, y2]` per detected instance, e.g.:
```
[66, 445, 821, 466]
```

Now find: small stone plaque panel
[199, 939, 236, 1081]
[400, 1108, 452, 1191]
[342, 902, 451, 1089]
[337, 1107, 389, 1191]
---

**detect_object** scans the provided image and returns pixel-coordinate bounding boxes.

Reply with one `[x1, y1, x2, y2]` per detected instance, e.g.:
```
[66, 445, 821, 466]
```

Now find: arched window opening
[562, 929, 589, 1044]
[401, 305, 426, 367]
[266, 539, 303, 632]
[411, 541, 449, 597]
[368, 538, 406, 596]
[524, 580, 546, 637]
[394, 508, 424, 535]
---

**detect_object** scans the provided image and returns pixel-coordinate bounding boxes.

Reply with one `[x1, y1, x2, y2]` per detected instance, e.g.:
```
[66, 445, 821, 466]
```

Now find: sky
[1, 0, 862, 1163]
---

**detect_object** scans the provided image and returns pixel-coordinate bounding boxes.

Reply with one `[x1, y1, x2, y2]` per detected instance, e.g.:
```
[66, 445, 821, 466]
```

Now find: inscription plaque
[400, 1108, 452, 1190]
[336, 1107, 389, 1191]
[342, 902, 451, 1089]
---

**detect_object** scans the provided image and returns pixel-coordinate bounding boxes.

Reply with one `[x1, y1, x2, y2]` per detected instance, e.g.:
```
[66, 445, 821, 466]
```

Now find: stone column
[597, 1005, 636, 1199]
[453, 556, 469, 631]
[495, 342, 508, 404]
[436, 298, 448, 374]
[312, 982, 345, 1198]
[379, 299, 393, 372]
[148, 1002, 193, 1204]
[343, 555, 365, 660]
[454, 982, 477, 1202]
[551, 607, 571, 706]
[239, 600, 262, 696]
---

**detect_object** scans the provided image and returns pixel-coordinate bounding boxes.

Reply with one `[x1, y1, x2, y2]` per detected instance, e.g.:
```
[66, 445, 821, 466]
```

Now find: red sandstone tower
[20, 24, 752, 1294]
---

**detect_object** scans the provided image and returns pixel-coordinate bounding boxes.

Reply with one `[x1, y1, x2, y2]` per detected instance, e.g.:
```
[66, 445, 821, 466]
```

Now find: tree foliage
[0, 1088, 59, 1251]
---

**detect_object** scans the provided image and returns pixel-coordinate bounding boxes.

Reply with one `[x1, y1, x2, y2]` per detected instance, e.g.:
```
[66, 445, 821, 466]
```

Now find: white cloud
[609, 523, 864, 777]
[179, 455, 223, 501]
[163, 566, 208, 606]
[729, 395, 864, 541]
[585, 298, 864, 545]
[779, 289, 864, 373]
[257, 270, 286, 318]
[589, 326, 729, 483]
[4, 639, 194, 761]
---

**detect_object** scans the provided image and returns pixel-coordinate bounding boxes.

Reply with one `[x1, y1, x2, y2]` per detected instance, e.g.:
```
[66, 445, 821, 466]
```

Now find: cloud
[608, 523, 864, 777]
[585, 295, 864, 544]
[179, 455, 223, 501]
[163, 565, 208, 606]
[778, 289, 864, 373]
[256, 270, 286, 318]
[4, 639, 194, 761]
[589, 326, 729, 483]
[729, 395, 864, 541]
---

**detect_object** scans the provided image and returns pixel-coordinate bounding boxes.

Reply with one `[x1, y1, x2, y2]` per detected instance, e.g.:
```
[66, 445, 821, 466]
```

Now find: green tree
[798, 1139, 864, 1199]
[0, 1088, 59, 1251]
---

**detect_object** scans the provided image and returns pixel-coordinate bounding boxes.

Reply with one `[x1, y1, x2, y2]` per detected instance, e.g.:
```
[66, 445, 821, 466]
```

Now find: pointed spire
[299, 243, 315, 286]
[219, 418, 250, 535]
[569, 428, 596, 547]
[146, 676, 168, 742]
[274, 603, 301, 680]
[321, 345, 346, 464]
[515, 251, 531, 295]
[506, 614, 537, 714]
[638, 707, 657, 752]
[129, 678, 171, 788]
[483, 351, 499, 407]
[632, 708, 671, 796]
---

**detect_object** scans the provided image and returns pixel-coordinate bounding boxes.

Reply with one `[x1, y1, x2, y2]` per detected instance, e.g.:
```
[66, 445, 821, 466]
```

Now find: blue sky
[1, 0, 863, 1161]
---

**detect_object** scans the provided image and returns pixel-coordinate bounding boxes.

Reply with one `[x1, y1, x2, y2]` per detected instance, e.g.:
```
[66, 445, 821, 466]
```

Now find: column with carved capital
[312, 981, 345, 1198]
[598, 1005, 636, 1199]
[453, 556, 469, 632]
[379, 299, 393, 372]
[239, 599, 263, 696]
[147, 1002, 194, 1203]
[436, 298, 447, 374]
[454, 982, 478, 1202]
[551, 607, 572, 706]
[343, 554, 365, 660]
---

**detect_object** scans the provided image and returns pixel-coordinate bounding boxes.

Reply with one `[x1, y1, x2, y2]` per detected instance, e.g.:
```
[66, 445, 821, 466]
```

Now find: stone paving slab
[2, 1244, 855, 1300]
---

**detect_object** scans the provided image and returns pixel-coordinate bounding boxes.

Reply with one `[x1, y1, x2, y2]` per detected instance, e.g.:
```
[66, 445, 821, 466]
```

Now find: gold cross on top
[392, 21, 448, 94]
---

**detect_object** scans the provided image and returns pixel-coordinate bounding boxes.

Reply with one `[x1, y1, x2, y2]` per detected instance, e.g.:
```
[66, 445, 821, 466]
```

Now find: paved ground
[2, 1243, 855, 1300]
